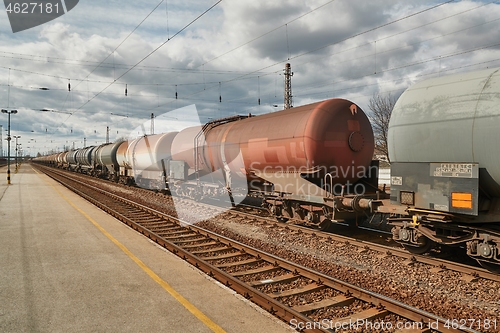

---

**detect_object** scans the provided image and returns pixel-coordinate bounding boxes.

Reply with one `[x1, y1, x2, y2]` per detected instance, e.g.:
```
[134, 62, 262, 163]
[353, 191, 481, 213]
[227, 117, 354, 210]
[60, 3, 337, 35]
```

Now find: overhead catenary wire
[4, 0, 490, 96]
[8, 0, 500, 149]
[299, 6, 500, 91]
[290, 0, 497, 92]
[0, 0, 487, 91]
[72, 0, 222, 114]
[41, 0, 223, 138]
[192, 0, 498, 104]
[130, 0, 461, 112]
[71, 0, 166, 92]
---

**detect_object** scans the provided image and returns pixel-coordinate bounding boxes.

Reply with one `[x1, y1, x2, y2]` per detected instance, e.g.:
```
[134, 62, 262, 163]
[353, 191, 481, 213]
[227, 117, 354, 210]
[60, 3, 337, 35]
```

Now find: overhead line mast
[284, 63, 293, 109]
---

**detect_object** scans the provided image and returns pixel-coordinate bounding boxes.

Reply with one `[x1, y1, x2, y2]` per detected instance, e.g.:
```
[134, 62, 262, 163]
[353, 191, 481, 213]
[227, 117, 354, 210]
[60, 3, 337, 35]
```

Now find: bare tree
[368, 93, 397, 164]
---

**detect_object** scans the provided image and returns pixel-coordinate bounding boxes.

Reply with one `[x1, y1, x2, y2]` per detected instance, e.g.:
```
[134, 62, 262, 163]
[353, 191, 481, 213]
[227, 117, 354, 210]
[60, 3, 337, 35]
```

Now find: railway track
[31, 164, 500, 282]
[32, 164, 500, 283]
[170, 192, 500, 283]
[34, 164, 482, 333]
[226, 212, 500, 283]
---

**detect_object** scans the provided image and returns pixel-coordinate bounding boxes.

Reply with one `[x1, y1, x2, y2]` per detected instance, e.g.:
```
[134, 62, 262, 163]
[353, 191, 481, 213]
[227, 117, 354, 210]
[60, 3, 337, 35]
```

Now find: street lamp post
[1, 109, 18, 185]
[13, 136, 21, 172]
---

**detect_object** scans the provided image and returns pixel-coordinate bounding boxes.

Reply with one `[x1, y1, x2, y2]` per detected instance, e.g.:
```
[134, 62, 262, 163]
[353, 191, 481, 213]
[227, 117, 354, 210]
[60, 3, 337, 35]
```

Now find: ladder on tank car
[193, 115, 251, 182]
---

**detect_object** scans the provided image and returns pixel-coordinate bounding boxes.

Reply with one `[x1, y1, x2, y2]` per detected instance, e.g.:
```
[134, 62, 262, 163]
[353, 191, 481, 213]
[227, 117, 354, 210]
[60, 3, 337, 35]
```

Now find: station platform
[0, 164, 294, 333]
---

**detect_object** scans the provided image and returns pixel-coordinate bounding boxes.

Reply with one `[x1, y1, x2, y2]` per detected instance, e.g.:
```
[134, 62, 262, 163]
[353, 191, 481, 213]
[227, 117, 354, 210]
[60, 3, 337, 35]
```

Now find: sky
[1, 0, 500, 156]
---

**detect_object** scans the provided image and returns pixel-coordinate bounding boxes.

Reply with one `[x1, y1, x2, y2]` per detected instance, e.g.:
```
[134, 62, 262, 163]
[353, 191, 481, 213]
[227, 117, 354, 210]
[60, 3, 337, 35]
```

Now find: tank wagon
[169, 98, 378, 229]
[387, 67, 500, 267]
[95, 141, 124, 181]
[33, 98, 380, 230]
[126, 132, 178, 188]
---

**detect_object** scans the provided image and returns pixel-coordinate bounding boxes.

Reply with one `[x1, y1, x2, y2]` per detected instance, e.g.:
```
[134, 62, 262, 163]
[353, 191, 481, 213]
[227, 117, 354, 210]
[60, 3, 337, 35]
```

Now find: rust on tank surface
[115, 140, 130, 168]
[168, 98, 374, 184]
[207, 98, 374, 183]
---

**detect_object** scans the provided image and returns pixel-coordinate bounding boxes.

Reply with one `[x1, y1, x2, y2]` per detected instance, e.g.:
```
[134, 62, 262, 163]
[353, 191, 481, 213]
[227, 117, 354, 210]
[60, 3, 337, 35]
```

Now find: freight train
[34, 67, 500, 270]
[35, 98, 380, 230]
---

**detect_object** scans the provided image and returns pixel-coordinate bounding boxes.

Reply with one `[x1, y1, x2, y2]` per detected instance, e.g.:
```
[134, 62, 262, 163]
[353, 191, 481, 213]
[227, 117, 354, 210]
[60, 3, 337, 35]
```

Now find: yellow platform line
[34, 167, 226, 333]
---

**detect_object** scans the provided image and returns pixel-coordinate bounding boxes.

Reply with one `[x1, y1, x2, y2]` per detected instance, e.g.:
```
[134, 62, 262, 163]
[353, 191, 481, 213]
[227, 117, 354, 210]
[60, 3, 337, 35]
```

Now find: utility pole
[106, 126, 110, 144]
[0, 125, 3, 157]
[284, 63, 293, 109]
[13, 135, 20, 172]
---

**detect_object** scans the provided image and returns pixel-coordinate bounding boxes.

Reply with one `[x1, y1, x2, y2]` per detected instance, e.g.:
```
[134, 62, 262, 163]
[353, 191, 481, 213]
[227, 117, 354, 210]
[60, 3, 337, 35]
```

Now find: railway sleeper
[268, 282, 326, 299]
[161, 229, 194, 235]
[191, 247, 230, 255]
[161, 232, 199, 239]
[213, 258, 262, 269]
[140, 219, 177, 226]
[248, 273, 299, 287]
[332, 307, 390, 329]
[231, 265, 281, 278]
[202, 252, 246, 261]
[148, 226, 184, 233]
[292, 295, 356, 315]
[180, 241, 219, 249]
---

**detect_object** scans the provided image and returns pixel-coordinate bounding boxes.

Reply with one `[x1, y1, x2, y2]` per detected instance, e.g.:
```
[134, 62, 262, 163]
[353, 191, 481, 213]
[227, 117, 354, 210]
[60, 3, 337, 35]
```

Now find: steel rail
[35, 164, 480, 333]
[35, 163, 500, 281]
[185, 198, 500, 282]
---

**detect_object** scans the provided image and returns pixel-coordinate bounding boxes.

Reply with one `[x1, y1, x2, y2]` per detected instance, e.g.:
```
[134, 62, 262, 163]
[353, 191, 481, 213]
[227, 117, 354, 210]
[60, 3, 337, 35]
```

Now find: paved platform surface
[0, 164, 295, 333]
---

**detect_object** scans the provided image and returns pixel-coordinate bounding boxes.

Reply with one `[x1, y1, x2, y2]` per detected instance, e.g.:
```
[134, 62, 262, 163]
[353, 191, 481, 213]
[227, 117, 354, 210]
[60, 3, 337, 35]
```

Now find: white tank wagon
[125, 132, 178, 189]
[387, 67, 500, 268]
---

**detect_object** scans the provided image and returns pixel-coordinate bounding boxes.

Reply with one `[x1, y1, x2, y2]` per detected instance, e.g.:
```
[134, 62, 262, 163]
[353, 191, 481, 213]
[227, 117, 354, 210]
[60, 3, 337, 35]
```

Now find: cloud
[1, 0, 500, 156]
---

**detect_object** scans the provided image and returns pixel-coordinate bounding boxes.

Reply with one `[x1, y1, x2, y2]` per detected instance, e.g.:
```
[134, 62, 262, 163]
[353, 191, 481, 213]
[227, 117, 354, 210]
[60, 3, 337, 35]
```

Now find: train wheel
[317, 219, 332, 231]
[402, 237, 435, 255]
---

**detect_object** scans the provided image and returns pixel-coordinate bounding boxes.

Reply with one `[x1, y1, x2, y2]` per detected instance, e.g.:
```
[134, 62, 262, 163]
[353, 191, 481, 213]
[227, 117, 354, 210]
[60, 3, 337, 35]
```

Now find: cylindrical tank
[56, 152, 64, 164]
[172, 98, 374, 183]
[388, 67, 500, 186]
[67, 150, 78, 165]
[171, 126, 201, 168]
[76, 146, 96, 166]
[116, 141, 130, 168]
[98, 141, 124, 169]
[61, 151, 69, 164]
[126, 133, 178, 172]
[91, 145, 103, 167]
